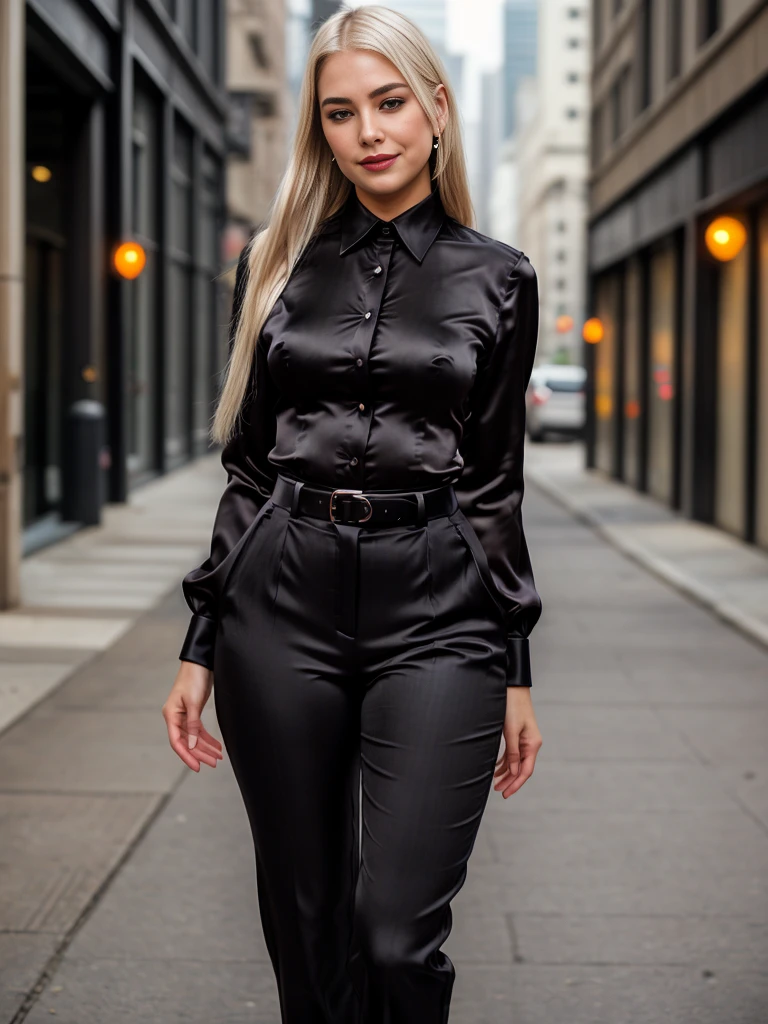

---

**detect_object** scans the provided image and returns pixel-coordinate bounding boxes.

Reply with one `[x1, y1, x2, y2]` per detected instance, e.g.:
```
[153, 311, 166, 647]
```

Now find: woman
[162, 5, 543, 1021]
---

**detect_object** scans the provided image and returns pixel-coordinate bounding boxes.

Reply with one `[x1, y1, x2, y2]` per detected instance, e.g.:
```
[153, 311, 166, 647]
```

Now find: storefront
[586, 87, 768, 552]
[20, 0, 228, 548]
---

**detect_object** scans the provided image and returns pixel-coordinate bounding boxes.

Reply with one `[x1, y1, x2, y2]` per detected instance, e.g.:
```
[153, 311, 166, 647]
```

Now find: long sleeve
[454, 253, 542, 686]
[178, 239, 279, 669]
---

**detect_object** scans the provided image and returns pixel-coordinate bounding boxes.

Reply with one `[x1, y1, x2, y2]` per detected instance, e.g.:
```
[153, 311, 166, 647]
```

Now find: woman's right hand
[162, 661, 224, 772]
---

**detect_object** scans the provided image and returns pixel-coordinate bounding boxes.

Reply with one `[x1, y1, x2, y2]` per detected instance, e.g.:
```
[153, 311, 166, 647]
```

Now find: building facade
[585, 0, 768, 550]
[0, 0, 232, 605]
[226, 0, 287, 265]
[516, 0, 591, 363]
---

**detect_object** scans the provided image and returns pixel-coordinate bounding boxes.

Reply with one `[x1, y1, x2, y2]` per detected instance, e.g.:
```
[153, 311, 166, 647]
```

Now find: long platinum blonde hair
[211, 3, 475, 446]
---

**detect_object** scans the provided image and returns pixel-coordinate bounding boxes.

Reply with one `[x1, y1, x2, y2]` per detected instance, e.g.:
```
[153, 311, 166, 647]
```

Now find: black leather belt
[271, 474, 458, 638]
[272, 474, 457, 527]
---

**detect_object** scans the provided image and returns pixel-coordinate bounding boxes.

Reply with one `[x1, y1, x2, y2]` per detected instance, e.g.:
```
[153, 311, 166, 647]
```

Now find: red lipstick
[360, 153, 399, 172]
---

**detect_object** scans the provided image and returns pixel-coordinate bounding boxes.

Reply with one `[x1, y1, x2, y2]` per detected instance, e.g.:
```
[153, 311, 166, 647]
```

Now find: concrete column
[0, 0, 24, 607]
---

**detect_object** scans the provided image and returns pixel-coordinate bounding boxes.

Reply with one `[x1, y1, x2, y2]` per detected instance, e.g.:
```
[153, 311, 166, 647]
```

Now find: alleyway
[2, 458, 767, 1023]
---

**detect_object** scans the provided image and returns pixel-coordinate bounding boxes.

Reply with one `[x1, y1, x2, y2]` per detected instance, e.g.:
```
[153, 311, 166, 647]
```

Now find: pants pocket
[448, 510, 507, 630]
[218, 499, 277, 605]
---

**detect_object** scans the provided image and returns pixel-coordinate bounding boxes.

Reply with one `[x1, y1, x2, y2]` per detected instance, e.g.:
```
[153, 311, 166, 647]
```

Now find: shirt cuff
[179, 613, 217, 671]
[506, 637, 532, 687]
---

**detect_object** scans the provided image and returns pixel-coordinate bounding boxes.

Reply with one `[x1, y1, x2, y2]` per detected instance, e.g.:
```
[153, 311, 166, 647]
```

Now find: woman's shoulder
[443, 218, 535, 286]
[442, 216, 532, 274]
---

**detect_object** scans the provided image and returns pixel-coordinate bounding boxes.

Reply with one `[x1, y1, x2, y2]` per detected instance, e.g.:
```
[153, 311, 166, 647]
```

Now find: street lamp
[113, 241, 147, 280]
[704, 216, 747, 262]
[582, 317, 604, 344]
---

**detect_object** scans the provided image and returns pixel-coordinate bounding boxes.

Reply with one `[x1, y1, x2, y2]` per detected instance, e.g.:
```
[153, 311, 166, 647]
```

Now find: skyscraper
[503, 0, 537, 138]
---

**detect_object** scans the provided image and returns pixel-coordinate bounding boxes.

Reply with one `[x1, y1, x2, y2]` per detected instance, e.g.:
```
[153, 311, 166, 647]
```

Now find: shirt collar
[339, 185, 446, 263]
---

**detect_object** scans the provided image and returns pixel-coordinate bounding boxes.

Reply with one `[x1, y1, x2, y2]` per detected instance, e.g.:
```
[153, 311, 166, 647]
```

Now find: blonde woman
[162, 5, 543, 1020]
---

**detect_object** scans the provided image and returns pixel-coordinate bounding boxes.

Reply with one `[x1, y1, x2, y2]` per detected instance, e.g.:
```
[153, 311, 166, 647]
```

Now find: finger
[169, 732, 202, 771]
[499, 755, 536, 797]
[197, 724, 223, 752]
[166, 716, 206, 771]
[179, 727, 223, 760]
[185, 705, 203, 750]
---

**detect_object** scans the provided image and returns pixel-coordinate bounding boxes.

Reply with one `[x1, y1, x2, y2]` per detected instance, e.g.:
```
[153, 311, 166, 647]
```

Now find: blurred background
[1, 0, 767, 571]
[1, 2, 767, 1022]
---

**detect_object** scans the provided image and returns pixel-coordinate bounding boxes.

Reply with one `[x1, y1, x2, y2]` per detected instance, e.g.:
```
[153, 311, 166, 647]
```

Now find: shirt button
[381, 226, 390, 235]
[350, 457, 359, 466]
[356, 358, 363, 366]
[364, 311, 371, 319]
[374, 265, 382, 275]
[358, 403, 365, 412]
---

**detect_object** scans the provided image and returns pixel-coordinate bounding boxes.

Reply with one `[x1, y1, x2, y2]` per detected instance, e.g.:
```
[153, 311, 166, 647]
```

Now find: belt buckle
[329, 488, 373, 524]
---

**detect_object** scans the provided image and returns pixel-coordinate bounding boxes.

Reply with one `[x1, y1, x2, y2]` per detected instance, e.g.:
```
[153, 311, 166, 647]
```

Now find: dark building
[20, 0, 229, 552]
[585, 0, 768, 551]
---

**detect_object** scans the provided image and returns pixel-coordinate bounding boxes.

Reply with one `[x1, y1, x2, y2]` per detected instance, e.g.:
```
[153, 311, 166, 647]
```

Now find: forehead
[317, 49, 406, 99]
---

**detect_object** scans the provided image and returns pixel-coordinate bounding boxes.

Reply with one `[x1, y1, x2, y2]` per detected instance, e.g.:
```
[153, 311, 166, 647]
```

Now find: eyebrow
[320, 82, 409, 108]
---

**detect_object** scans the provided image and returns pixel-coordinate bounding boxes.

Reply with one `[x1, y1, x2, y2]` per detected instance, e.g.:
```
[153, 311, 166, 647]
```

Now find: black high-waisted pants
[212, 473, 509, 1023]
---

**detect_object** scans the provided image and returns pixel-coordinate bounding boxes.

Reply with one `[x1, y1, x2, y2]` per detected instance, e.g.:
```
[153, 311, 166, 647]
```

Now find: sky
[446, 0, 507, 119]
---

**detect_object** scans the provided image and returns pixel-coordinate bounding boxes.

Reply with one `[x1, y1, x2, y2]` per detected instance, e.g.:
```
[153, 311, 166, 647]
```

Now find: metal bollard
[61, 400, 107, 525]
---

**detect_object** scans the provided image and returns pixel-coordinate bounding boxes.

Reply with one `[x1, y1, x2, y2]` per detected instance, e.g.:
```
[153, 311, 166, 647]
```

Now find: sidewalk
[0, 455, 226, 738]
[2, 452, 767, 1022]
[526, 442, 768, 651]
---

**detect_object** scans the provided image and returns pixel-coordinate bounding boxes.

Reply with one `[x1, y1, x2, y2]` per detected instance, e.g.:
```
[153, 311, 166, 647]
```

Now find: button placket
[348, 236, 394, 479]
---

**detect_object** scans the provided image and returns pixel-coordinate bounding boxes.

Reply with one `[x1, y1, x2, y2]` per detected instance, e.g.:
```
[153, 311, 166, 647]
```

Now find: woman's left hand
[493, 688, 543, 798]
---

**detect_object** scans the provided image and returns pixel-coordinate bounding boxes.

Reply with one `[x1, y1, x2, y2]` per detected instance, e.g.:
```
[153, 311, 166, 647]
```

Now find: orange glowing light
[113, 241, 147, 280]
[625, 399, 640, 419]
[556, 314, 574, 333]
[595, 394, 613, 419]
[583, 318, 604, 344]
[31, 165, 52, 183]
[704, 216, 747, 262]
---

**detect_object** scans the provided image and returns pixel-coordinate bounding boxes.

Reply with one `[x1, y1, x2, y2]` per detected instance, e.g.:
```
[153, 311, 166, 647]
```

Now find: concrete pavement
[1, 452, 767, 1022]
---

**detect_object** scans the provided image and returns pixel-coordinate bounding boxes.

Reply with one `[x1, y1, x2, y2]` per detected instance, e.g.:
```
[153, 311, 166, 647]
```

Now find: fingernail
[188, 734, 197, 749]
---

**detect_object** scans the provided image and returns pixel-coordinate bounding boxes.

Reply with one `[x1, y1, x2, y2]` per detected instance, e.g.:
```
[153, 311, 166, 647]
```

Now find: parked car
[525, 364, 586, 442]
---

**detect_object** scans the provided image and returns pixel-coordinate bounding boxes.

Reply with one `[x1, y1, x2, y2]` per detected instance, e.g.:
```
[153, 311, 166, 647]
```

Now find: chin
[352, 170, 418, 196]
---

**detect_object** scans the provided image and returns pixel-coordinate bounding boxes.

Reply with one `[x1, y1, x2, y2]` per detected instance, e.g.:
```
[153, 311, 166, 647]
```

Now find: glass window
[594, 272, 620, 475]
[698, 0, 720, 45]
[757, 207, 768, 550]
[192, 151, 222, 453]
[198, 0, 219, 81]
[647, 244, 677, 505]
[177, 0, 197, 49]
[668, 0, 683, 80]
[129, 84, 161, 479]
[165, 117, 194, 465]
[638, 0, 653, 112]
[715, 227, 749, 536]
[623, 259, 641, 488]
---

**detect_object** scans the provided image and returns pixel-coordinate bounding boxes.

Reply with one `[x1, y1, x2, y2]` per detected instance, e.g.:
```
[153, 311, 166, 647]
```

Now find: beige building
[516, 0, 591, 364]
[586, 1, 768, 549]
[225, 0, 288, 266]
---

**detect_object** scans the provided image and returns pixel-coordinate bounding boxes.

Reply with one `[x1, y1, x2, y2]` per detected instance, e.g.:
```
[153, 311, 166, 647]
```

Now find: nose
[358, 111, 384, 148]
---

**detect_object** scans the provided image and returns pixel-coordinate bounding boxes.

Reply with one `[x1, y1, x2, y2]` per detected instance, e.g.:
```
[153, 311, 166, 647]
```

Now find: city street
[2, 450, 767, 1023]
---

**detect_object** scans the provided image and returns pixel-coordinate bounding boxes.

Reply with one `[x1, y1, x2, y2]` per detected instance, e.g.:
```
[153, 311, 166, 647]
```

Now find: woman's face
[317, 49, 448, 203]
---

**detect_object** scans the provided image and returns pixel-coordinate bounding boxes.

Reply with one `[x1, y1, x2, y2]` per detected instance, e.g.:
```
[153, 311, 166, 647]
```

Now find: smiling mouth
[360, 154, 399, 171]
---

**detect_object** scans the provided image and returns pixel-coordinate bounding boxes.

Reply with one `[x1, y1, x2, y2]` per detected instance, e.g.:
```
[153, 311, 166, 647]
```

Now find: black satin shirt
[179, 185, 542, 685]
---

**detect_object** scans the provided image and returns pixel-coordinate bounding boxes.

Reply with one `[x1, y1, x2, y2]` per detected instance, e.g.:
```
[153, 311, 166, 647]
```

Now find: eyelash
[327, 97, 405, 122]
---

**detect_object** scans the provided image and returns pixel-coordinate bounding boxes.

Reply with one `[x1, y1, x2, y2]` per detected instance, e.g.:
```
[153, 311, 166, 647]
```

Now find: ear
[433, 83, 449, 135]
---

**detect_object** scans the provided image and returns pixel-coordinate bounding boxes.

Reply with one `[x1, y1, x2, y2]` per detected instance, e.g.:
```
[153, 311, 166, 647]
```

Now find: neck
[354, 165, 433, 222]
